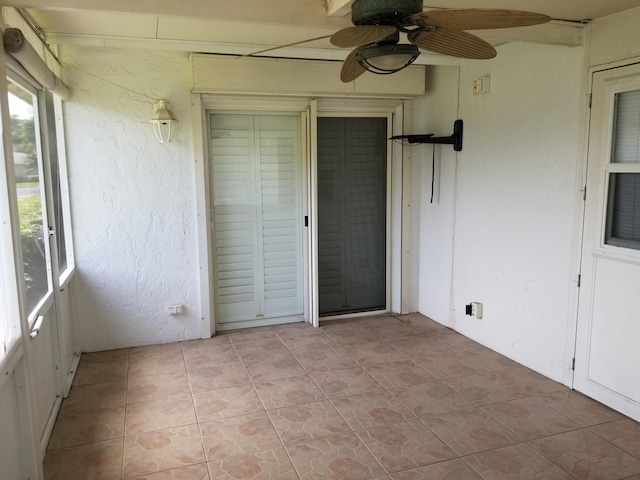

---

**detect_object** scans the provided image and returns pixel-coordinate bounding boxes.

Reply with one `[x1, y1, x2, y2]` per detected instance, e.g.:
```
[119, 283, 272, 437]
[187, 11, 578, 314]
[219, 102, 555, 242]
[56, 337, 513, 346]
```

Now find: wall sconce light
[150, 100, 176, 143]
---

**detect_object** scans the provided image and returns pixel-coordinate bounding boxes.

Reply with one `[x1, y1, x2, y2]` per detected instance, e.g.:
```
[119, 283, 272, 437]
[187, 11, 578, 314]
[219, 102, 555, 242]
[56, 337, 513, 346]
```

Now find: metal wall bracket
[390, 119, 463, 151]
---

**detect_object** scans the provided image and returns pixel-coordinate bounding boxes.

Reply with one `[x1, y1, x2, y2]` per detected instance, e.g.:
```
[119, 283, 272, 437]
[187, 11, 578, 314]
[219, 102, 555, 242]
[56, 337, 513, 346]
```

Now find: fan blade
[341, 47, 366, 83]
[331, 25, 397, 48]
[409, 29, 496, 60]
[413, 9, 551, 30]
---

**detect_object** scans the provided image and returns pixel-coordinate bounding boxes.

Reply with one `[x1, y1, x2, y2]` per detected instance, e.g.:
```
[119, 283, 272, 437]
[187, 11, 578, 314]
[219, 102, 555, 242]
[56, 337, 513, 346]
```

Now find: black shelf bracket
[390, 119, 463, 151]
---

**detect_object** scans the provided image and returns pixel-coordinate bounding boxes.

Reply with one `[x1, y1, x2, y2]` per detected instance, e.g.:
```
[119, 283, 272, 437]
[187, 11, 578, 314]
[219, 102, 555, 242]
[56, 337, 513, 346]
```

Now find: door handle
[30, 315, 44, 339]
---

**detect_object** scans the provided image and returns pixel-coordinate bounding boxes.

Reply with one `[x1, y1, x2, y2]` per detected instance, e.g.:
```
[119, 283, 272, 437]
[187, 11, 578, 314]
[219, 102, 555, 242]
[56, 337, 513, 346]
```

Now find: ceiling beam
[325, 0, 354, 17]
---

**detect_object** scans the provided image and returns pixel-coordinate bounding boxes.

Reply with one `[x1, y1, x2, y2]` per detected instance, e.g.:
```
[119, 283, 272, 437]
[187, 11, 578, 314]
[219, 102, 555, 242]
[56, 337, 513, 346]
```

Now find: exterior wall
[417, 42, 584, 381]
[60, 46, 202, 351]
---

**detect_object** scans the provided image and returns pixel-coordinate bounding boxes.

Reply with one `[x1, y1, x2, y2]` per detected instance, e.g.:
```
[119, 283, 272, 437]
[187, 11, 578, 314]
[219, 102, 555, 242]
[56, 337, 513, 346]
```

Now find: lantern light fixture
[150, 99, 176, 143]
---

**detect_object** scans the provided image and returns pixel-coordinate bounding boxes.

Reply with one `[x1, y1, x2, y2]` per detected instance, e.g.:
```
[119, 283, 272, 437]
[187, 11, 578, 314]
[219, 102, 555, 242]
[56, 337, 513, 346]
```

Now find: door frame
[574, 59, 640, 420]
[193, 95, 411, 334]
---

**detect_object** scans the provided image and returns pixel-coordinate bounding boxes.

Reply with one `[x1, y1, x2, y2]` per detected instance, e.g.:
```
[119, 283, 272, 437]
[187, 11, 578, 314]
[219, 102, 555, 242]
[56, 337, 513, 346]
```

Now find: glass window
[8, 79, 52, 315]
[606, 173, 640, 248]
[43, 92, 69, 276]
[606, 91, 640, 250]
[612, 91, 640, 164]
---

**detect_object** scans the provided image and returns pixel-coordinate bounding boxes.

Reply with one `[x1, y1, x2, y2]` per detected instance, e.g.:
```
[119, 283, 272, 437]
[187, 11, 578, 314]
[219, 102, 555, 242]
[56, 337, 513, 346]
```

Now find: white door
[575, 62, 640, 421]
[8, 78, 63, 450]
[210, 113, 305, 330]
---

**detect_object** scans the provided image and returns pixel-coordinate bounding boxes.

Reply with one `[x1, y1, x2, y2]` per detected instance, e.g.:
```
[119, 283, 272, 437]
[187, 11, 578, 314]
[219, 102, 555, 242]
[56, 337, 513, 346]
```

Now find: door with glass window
[210, 113, 305, 329]
[575, 63, 640, 421]
[8, 78, 63, 446]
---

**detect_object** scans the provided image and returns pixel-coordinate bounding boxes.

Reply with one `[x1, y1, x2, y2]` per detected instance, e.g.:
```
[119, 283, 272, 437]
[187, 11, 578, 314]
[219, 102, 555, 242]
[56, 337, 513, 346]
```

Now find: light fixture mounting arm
[390, 119, 463, 151]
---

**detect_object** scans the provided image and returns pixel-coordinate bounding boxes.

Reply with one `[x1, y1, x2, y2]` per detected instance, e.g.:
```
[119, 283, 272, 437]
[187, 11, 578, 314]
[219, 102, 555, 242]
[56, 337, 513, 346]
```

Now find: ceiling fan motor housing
[351, 0, 423, 26]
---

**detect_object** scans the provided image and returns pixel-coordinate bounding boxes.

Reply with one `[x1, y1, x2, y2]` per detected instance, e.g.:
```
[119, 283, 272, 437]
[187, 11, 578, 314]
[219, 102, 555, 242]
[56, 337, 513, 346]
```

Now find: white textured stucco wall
[60, 46, 202, 351]
[413, 66, 460, 325]
[417, 42, 584, 382]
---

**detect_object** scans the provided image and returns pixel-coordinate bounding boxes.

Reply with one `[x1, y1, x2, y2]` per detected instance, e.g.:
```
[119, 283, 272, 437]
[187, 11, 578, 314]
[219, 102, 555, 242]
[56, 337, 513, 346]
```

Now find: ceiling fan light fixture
[356, 43, 419, 74]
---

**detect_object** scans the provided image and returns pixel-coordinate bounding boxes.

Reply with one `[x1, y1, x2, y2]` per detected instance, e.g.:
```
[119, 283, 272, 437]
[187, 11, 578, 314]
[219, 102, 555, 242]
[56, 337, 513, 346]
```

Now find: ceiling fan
[332, 0, 551, 82]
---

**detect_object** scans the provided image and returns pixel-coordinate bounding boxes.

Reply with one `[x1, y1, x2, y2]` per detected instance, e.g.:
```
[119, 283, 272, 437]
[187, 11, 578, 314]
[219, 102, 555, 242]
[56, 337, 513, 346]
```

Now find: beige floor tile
[61, 381, 126, 414]
[389, 337, 452, 360]
[187, 363, 250, 393]
[536, 389, 625, 427]
[74, 357, 129, 387]
[244, 356, 306, 382]
[48, 406, 125, 450]
[127, 371, 191, 404]
[125, 395, 196, 435]
[279, 333, 337, 354]
[182, 345, 239, 370]
[356, 315, 400, 327]
[193, 385, 263, 422]
[126, 463, 210, 480]
[286, 433, 385, 480]
[331, 391, 415, 430]
[462, 349, 520, 372]
[207, 448, 298, 480]
[128, 351, 185, 378]
[393, 314, 452, 337]
[254, 375, 326, 410]
[123, 424, 204, 478]
[363, 360, 436, 389]
[80, 349, 129, 365]
[422, 408, 522, 456]
[531, 429, 640, 480]
[414, 353, 487, 380]
[43, 438, 124, 480]
[428, 333, 486, 352]
[364, 322, 421, 341]
[321, 323, 381, 347]
[293, 346, 359, 373]
[268, 400, 351, 445]
[310, 367, 383, 398]
[495, 365, 567, 396]
[389, 382, 473, 418]
[481, 396, 581, 440]
[465, 443, 574, 480]
[180, 335, 231, 351]
[591, 419, 640, 459]
[130, 343, 182, 360]
[390, 459, 482, 480]
[199, 412, 282, 461]
[444, 373, 528, 406]
[357, 420, 455, 473]
[344, 342, 408, 366]
[234, 339, 292, 363]
[273, 322, 325, 339]
[227, 328, 278, 345]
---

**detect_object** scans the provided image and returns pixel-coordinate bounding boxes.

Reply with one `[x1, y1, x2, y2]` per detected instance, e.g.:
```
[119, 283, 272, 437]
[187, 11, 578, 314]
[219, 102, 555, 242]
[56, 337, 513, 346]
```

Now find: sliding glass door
[317, 116, 388, 316]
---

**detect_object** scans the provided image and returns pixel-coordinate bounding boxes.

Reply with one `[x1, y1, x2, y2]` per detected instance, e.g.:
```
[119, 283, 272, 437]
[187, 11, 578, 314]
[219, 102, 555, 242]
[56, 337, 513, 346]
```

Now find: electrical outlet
[168, 305, 184, 315]
[472, 76, 491, 96]
[471, 302, 483, 319]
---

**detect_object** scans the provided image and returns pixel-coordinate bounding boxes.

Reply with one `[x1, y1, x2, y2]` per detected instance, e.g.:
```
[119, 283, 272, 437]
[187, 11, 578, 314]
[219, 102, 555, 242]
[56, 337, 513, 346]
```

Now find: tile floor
[43, 313, 640, 480]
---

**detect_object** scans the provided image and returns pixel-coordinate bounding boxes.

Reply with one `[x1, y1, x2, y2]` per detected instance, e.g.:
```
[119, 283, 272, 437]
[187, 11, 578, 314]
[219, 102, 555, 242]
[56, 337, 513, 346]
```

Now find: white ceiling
[4, 0, 640, 64]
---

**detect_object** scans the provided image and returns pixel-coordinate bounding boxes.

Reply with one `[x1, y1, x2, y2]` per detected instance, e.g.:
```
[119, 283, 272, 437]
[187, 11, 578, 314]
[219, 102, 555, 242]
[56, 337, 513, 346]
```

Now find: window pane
[43, 92, 68, 275]
[8, 80, 51, 314]
[612, 91, 640, 164]
[606, 173, 640, 249]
